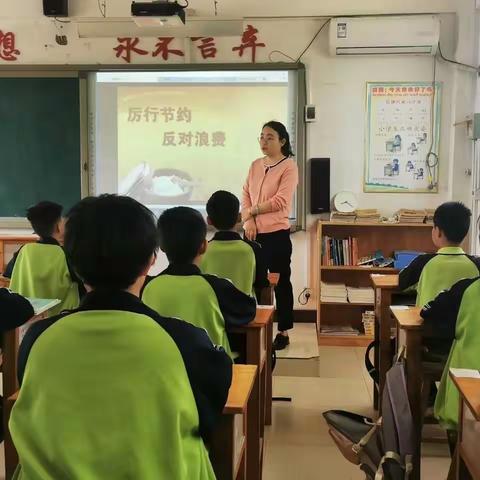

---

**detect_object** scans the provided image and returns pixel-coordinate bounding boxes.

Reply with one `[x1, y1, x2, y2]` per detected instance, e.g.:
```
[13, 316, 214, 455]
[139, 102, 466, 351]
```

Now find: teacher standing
[242, 121, 298, 350]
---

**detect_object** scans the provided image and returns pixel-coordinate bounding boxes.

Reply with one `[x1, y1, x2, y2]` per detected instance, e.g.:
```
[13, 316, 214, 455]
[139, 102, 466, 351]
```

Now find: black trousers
[256, 229, 294, 331]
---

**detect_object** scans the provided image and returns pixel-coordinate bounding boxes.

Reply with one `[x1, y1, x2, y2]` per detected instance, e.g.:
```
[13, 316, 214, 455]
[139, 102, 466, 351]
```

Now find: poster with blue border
[365, 82, 441, 193]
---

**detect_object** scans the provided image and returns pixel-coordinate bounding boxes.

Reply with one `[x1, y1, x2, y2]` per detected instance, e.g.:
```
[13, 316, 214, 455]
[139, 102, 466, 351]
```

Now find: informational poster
[365, 82, 441, 193]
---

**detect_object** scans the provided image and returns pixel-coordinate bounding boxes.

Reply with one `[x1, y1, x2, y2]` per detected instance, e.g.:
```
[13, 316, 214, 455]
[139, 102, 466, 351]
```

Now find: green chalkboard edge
[0, 73, 89, 227]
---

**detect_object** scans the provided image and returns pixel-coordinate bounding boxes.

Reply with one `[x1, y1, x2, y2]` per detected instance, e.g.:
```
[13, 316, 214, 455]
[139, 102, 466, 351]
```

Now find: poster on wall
[364, 82, 442, 193]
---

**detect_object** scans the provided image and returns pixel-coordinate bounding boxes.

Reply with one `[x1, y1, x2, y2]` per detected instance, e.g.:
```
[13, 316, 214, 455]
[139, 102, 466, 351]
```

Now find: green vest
[143, 275, 232, 358]
[200, 240, 256, 296]
[434, 279, 480, 430]
[416, 247, 479, 307]
[10, 310, 216, 480]
[10, 244, 79, 316]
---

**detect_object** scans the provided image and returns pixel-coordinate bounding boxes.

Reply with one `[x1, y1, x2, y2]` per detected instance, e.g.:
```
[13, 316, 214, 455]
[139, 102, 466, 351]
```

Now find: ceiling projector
[131, 1, 187, 27]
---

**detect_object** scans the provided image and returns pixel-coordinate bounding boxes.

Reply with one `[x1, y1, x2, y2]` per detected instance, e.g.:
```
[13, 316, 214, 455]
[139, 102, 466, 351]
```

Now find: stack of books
[362, 311, 375, 337]
[347, 287, 375, 304]
[322, 236, 359, 266]
[425, 209, 435, 225]
[356, 209, 381, 224]
[320, 282, 348, 303]
[330, 211, 356, 223]
[320, 325, 360, 336]
[396, 209, 426, 224]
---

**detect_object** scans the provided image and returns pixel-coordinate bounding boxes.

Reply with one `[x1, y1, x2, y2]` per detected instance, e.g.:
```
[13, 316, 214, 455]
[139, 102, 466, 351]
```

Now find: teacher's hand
[244, 219, 257, 241]
[241, 207, 253, 223]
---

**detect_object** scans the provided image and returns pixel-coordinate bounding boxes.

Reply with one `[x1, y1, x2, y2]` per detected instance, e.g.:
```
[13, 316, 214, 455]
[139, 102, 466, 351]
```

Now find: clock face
[334, 191, 358, 213]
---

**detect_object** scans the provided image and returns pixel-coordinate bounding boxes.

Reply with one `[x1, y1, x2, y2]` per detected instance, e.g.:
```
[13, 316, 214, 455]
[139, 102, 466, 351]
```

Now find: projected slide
[93, 71, 297, 213]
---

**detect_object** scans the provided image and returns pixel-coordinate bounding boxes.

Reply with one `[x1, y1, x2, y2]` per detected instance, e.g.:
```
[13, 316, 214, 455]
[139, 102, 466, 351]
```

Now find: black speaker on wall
[43, 0, 68, 17]
[310, 158, 330, 214]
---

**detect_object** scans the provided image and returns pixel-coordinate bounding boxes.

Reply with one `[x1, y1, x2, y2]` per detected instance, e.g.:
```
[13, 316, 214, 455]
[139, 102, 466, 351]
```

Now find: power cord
[267, 17, 332, 64]
[437, 42, 480, 72]
[97, 0, 106, 17]
[297, 288, 311, 305]
[426, 53, 439, 190]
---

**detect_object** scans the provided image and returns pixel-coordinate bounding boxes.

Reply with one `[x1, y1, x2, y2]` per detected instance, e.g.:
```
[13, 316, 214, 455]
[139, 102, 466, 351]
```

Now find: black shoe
[273, 333, 290, 351]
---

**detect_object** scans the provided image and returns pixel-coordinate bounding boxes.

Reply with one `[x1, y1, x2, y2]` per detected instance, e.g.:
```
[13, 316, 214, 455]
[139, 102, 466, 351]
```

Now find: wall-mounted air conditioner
[329, 15, 440, 56]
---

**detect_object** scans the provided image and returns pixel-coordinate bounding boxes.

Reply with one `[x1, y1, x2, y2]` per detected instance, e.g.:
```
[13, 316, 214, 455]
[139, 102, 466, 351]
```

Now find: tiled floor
[264, 325, 451, 480]
[0, 327, 451, 479]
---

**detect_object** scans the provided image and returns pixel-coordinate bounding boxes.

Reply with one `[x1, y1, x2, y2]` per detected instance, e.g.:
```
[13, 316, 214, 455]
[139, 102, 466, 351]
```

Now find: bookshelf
[315, 221, 435, 346]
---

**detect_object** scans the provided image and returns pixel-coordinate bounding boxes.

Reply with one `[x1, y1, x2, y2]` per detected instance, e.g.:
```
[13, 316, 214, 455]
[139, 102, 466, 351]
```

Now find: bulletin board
[364, 82, 442, 193]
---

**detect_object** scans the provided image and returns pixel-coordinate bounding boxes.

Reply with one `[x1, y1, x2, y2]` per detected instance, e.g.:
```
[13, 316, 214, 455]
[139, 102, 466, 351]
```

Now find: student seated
[420, 275, 480, 434]
[201, 190, 269, 299]
[142, 206, 256, 358]
[0, 289, 34, 332]
[398, 202, 480, 307]
[8, 201, 82, 316]
[10, 194, 231, 480]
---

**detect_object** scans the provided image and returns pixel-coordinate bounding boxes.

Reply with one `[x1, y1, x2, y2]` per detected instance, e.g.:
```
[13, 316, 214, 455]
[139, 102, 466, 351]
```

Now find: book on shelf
[330, 211, 356, 223]
[322, 236, 358, 266]
[320, 326, 360, 336]
[347, 286, 375, 304]
[355, 209, 381, 224]
[320, 282, 348, 303]
[396, 209, 427, 224]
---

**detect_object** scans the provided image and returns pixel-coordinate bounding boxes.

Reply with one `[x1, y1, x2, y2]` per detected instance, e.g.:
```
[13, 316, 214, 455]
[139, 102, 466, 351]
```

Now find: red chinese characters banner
[0, 30, 20, 61]
[112, 25, 266, 64]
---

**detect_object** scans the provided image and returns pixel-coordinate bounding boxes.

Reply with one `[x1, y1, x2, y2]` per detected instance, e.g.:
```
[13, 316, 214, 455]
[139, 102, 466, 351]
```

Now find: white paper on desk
[256, 305, 274, 309]
[27, 298, 61, 316]
[390, 305, 410, 311]
[450, 368, 480, 379]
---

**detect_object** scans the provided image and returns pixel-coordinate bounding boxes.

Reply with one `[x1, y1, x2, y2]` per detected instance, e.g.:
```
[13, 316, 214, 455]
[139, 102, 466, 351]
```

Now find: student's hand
[244, 220, 257, 241]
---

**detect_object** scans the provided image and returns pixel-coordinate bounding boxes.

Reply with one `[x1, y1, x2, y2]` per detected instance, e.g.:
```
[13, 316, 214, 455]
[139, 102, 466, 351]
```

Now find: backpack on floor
[323, 360, 414, 480]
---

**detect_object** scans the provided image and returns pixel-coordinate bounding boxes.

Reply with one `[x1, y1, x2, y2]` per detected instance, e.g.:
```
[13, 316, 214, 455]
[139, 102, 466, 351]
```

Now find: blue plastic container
[394, 251, 424, 270]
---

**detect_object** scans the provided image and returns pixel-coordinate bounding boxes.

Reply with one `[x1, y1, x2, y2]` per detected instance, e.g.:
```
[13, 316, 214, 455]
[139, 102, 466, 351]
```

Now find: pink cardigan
[242, 157, 298, 234]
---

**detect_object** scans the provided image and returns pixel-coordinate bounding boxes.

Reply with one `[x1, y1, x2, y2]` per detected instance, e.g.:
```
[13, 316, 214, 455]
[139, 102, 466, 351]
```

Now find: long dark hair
[263, 121, 294, 157]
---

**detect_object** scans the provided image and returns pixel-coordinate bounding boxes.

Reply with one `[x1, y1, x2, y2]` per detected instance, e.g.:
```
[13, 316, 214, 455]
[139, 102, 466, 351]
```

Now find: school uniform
[421, 277, 480, 430]
[398, 247, 480, 307]
[11, 289, 231, 480]
[9, 238, 82, 316]
[200, 231, 269, 298]
[0, 289, 34, 332]
[142, 264, 256, 358]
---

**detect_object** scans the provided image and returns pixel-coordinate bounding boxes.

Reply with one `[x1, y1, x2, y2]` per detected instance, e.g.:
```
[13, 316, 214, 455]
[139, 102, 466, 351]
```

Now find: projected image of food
[116, 84, 288, 206]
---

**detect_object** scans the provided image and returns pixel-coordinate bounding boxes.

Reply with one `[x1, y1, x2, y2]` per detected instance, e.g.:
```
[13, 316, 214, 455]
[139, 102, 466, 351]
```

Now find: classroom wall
[0, 0, 478, 308]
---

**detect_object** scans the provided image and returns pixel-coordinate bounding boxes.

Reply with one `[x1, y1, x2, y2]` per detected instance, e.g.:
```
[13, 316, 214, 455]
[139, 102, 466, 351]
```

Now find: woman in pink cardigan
[241, 121, 298, 350]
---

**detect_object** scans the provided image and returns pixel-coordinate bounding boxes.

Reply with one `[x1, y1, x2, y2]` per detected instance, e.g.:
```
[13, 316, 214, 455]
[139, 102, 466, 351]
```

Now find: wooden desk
[211, 364, 257, 480]
[0, 236, 37, 274]
[450, 374, 480, 480]
[5, 367, 260, 480]
[0, 276, 10, 288]
[390, 306, 423, 480]
[259, 272, 279, 306]
[231, 306, 275, 480]
[371, 274, 399, 409]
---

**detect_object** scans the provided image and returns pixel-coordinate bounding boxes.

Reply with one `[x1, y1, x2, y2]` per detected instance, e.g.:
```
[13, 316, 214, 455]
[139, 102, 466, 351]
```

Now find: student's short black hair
[206, 190, 240, 231]
[157, 206, 206, 264]
[433, 202, 471, 244]
[26, 201, 63, 238]
[64, 194, 158, 290]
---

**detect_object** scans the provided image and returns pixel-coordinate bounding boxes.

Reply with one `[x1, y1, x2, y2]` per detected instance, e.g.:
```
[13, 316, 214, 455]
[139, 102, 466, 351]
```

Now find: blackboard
[0, 77, 81, 217]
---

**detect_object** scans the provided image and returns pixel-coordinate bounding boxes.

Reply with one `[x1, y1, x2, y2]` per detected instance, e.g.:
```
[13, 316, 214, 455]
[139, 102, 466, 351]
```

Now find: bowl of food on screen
[143, 168, 195, 204]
